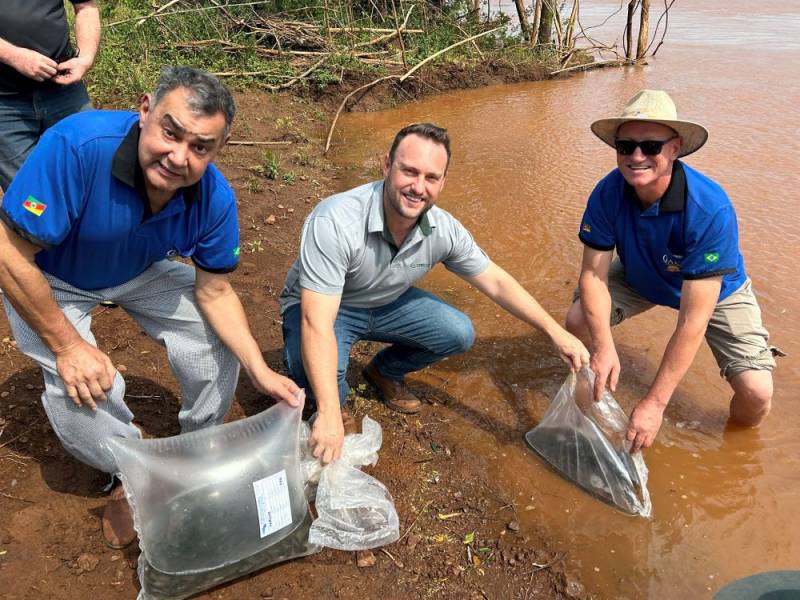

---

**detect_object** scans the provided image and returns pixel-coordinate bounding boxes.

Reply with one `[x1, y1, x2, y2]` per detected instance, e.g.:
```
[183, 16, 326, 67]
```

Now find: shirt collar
[111, 121, 201, 204]
[623, 160, 687, 213]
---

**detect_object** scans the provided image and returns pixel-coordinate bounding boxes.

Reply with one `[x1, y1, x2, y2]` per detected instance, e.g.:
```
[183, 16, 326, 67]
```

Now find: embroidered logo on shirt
[22, 196, 47, 217]
[662, 254, 681, 272]
[233, 246, 240, 258]
[704, 252, 720, 263]
[582, 223, 592, 233]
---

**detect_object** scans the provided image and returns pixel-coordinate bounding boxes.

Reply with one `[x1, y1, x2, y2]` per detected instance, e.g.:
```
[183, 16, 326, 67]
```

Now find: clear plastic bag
[524, 368, 652, 517]
[105, 393, 321, 600]
[302, 415, 400, 550]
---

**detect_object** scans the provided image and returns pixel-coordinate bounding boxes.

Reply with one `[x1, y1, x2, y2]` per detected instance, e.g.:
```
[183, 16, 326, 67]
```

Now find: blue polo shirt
[578, 161, 747, 309]
[0, 110, 239, 290]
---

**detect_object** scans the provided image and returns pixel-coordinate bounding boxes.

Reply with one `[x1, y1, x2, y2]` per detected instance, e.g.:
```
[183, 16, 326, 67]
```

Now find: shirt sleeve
[681, 204, 739, 279]
[192, 183, 240, 273]
[578, 177, 617, 252]
[0, 129, 85, 250]
[442, 218, 490, 277]
[297, 216, 349, 295]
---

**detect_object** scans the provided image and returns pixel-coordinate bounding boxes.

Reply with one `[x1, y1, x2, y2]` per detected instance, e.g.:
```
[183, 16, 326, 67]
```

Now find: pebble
[116, 364, 127, 372]
[356, 550, 376, 568]
[507, 521, 520, 532]
[25, 384, 34, 390]
[76, 553, 100, 573]
[0, 391, 9, 398]
[265, 214, 277, 225]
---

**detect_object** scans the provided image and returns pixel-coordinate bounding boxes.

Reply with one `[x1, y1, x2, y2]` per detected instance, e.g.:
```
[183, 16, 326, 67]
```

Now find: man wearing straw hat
[566, 89, 777, 453]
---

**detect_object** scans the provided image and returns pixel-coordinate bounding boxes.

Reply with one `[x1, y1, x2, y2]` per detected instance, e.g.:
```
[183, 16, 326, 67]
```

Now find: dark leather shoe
[341, 407, 358, 436]
[102, 483, 136, 549]
[362, 362, 422, 414]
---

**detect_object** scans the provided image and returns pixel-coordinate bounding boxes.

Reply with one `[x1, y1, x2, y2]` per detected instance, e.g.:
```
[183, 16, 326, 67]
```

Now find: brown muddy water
[328, 0, 800, 597]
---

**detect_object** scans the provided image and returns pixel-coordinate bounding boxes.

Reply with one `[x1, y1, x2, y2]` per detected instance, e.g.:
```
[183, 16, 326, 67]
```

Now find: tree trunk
[625, 0, 636, 60]
[514, 0, 532, 42]
[532, 0, 543, 45]
[537, 0, 554, 46]
[636, 0, 650, 60]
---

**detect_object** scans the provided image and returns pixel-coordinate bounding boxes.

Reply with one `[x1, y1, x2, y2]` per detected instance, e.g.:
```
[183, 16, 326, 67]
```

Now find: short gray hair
[151, 66, 235, 138]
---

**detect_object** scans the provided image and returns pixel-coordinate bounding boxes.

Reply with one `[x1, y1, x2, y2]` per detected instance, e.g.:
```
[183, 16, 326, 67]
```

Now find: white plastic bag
[105, 394, 320, 600]
[302, 415, 400, 550]
[524, 368, 652, 517]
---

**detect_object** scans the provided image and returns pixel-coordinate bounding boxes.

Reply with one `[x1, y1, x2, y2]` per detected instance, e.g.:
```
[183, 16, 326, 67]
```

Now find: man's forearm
[300, 322, 341, 415]
[0, 256, 80, 351]
[645, 321, 708, 407]
[579, 274, 614, 349]
[73, 1, 101, 65]
[195, 286, 264, 374]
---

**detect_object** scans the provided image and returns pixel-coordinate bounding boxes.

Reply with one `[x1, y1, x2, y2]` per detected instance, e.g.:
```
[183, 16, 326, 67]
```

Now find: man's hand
[8, 47, 58, 81]
[589, 342, 621, 402]
[55, 340, 117, 410]
[309, 410, 344, 465]
[250, 369, 301, 406]
[549, 328, 591, 372]
[626, 398, 665, 452]
[53, 56, 92, 85]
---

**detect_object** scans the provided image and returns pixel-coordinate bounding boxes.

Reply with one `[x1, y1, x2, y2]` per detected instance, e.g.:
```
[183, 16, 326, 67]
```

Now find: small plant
[245, 177, 263, 194]
[256, 150, 280, 180]
[282, 170, 297, 185]
[275, 116, 295, 130]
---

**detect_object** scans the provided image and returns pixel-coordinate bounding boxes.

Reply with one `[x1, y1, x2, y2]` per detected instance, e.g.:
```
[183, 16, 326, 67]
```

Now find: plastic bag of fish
[105, 392, 320, 600]
[525, 368, 652, 517]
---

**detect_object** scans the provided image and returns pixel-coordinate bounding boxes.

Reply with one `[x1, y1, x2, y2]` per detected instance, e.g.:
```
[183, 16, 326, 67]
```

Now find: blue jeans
[282, 287, 475, 407]
[0, 82, 92, 191]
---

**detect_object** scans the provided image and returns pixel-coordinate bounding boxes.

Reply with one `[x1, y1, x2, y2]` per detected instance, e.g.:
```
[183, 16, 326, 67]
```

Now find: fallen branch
[396, 499, 434, 544]
[324, 75, 400, 154]
[549, 58, 629, 75]
[135, 0, 180, 27]
[228, 140, 293, 146]
[265, 55, 329, 91]
[399, 27, 502, 82]
[325, 27, 503, 154]
[0, 490, 34, 503]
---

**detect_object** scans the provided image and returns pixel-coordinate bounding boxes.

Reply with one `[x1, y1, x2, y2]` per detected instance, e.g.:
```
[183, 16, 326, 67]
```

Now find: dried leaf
[463, 531, 475, 545]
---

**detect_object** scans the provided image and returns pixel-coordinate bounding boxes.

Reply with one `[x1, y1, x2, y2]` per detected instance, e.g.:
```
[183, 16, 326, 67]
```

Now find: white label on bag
[252, 469, 293, 538]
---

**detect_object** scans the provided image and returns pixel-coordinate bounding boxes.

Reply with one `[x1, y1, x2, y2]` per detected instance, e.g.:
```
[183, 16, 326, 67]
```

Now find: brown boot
[341, 407, 358, 436]
[362, 362, 422, 414]
[102, 483, 136, 549]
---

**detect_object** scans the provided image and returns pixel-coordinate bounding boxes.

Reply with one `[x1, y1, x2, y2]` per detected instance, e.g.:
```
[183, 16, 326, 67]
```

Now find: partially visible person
[0, 67, 299, 549]
[281, 122, 590, 465]
[0, 0, 101, 190]
[566, 89, 778, 453]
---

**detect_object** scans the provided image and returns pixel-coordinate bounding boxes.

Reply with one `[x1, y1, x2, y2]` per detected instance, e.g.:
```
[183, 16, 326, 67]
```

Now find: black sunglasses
[614, 135, 678, 156]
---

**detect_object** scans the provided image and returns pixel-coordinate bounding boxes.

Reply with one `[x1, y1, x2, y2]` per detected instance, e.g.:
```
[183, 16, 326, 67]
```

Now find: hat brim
[591, 117, 709, 157]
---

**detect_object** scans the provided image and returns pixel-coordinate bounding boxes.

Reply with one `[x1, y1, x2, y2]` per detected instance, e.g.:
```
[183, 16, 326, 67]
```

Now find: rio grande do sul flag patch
[22, 195, 47, 217]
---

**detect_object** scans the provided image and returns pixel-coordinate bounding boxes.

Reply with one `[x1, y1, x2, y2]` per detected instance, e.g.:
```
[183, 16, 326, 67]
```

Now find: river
[329, 1, 800, 597]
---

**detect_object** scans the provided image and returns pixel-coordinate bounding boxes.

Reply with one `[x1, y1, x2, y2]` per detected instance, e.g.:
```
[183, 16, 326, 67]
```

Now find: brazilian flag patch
[233, 246, 240, 258]
[704, 252, 720, 263]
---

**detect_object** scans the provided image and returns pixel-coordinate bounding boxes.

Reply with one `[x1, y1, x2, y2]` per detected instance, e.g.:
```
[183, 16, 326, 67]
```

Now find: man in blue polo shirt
[0, 66, 299, 548]
[566, 90, 777, 453]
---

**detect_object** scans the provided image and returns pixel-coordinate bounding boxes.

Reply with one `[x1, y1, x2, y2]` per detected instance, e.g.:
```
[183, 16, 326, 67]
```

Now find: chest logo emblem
[22, 195, 47, 217]
[662, 254, 681, 272]
[704, 252, 720, 263]
[582, 223, 592, 233]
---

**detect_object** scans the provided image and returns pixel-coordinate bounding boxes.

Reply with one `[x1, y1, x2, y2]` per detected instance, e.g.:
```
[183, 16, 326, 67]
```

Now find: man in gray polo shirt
[280, 123, 590, 463]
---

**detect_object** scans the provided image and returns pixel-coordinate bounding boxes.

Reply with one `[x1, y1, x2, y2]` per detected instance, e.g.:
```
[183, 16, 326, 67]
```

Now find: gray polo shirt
[279, 180, 490, 313]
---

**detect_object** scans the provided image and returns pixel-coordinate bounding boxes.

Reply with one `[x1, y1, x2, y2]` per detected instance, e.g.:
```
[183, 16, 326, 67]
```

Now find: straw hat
[591, 90, 709, 157]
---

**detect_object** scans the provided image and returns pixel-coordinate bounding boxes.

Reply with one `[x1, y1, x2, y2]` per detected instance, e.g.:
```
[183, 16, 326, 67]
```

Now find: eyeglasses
[614, 135, 678, 156]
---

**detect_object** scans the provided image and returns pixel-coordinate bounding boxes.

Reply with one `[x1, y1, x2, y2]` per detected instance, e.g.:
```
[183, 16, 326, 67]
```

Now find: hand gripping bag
[105, 394, 320, 600]
[525, 368, 652, 517]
